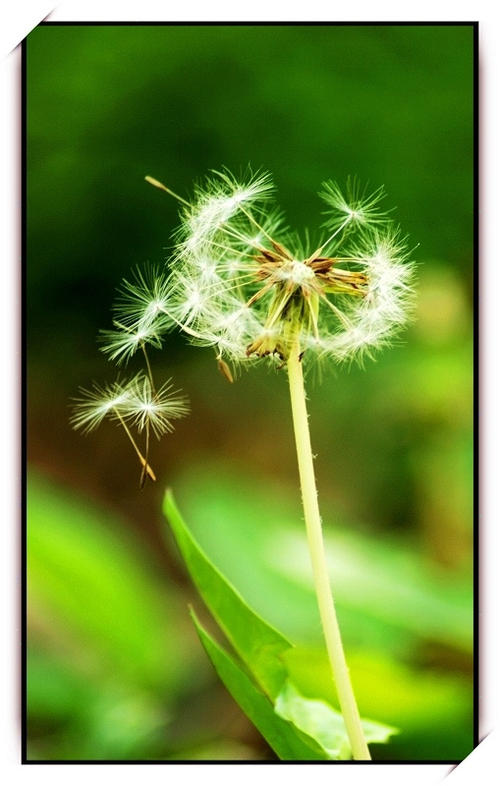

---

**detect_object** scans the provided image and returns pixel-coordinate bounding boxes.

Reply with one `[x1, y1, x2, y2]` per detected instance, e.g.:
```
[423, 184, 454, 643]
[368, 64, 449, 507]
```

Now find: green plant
[73, 169, 415, 759]
[163, 490, 396, 760]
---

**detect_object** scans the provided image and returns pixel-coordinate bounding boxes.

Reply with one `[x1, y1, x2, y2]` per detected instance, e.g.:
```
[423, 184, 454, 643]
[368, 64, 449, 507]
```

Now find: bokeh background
[26, 24, 474, 761]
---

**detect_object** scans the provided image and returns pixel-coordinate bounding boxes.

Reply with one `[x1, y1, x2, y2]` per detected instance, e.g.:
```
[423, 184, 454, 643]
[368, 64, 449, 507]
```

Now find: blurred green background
[26, 24, 474, 761]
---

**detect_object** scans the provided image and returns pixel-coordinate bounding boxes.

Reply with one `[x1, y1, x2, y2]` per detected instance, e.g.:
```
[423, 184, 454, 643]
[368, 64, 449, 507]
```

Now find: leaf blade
[191, 610, 326, 761]
[163, 489, 290, 698]
[275, 680, 397, 760]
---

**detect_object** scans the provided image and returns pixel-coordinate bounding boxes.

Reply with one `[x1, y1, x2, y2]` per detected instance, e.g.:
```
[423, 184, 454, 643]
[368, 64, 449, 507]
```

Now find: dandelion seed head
[119, 170, 415, 373]
[161, 170, 415, 369]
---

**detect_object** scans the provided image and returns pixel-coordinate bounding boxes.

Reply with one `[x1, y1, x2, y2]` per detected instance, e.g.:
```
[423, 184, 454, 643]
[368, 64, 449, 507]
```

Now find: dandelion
[77, 168, 414, 758]
[135, 170, 414, 375]
[138, 168, 416, 760]
[71, 372, 189, 484]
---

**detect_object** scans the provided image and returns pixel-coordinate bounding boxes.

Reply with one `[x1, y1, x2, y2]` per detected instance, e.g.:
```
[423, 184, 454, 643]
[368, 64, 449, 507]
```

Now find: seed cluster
[160, 170, 415, 367]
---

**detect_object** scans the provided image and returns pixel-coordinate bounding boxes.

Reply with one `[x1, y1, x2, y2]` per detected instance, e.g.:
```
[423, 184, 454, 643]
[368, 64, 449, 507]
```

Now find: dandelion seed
[71, 372, 188, 482]
[100, 320, 164, 364]
[113, 265, 172, 331]
[320, 176, 390, 232]
[70, 378, 137, 433]
[121, 375, 190, 438]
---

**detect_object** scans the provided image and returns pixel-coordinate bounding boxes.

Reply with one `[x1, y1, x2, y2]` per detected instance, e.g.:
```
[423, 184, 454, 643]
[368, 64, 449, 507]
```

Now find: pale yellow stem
[287, 346, 370, 761]
[114, 410, 156, 482]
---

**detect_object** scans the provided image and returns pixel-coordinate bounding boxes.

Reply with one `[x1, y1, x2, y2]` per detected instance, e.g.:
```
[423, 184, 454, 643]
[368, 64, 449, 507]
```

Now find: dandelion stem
[141, 343, 155, 393]
[306, 216, 352, 262]
[140, 421, 150, 488]
[286, 345, 370, 761]
[113, 409, 157, 482]
[238, 204, 276, 244]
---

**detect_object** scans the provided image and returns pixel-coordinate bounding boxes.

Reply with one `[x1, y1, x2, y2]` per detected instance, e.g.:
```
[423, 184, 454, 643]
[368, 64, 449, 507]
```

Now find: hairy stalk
[287, 345, 370, 761]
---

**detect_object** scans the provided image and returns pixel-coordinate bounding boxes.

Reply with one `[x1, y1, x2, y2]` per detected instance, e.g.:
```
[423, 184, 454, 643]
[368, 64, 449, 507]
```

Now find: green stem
[286, 347, 371, 761]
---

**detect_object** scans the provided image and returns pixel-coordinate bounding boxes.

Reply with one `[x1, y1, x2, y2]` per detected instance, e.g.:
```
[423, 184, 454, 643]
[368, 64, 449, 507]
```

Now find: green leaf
[275, 680, 397, 760]
[163, 489, 290, 698]
[191, 610, 326, 761]
[165, 492, 398, 761]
